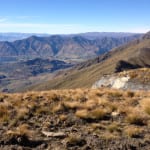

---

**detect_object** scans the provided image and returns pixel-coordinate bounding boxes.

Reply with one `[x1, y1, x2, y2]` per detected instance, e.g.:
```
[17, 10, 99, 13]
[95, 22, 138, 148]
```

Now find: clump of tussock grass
[6, 124, 33, 137]
[108, 91, 123, 98]
[124, 126, 143, 138]
[126, 91, 135, 98]
[140, 98, 150, 115]
[126, 108, 148, 126]
[0, 104, 9, 123]
[75, 108, 109, 120]
[107, 122, 121, 133]
[66, 134, 86, 147]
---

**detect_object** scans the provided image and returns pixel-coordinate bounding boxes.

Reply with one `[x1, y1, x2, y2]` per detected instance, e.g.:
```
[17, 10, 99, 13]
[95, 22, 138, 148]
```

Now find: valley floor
[0, 88, 150, 149]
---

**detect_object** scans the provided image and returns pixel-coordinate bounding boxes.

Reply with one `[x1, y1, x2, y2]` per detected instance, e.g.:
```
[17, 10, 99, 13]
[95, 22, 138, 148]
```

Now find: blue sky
[0, 0, 149, 33]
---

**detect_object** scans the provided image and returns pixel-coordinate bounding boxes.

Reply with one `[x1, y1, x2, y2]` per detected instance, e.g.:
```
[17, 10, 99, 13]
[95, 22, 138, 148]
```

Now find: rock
[92, 68, 150, 90]
[41, 131, 66, 138]
[112, 76, 130, 89]
[111, 111, 119, 117]
[92, 76, 130, 89]
[92, 76, 116, 89]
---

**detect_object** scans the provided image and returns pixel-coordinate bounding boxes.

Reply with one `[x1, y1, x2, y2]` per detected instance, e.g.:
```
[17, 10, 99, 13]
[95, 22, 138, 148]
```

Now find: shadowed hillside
[29, 32, 150, 91]
[0, 58, 72, 92]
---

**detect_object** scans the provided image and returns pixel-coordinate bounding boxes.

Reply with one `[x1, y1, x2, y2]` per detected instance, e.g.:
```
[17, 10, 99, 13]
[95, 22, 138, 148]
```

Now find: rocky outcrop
[92, 75, 130, 89]
[92, 68, 150, 90]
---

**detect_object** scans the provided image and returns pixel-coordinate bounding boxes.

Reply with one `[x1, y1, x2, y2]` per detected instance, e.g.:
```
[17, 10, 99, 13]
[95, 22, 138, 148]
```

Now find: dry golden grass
[0, 104, 9, 123]
[66, 134, 86, 147]
[107, 122, 121, 133]
[75, 108, 108, 120]
[0, 88, 149, 141]
[59, 114, 67, 121]
[63, 101, 82, 109]
[6, 123, 34, 138]
[126, 108, 148, 126]
[101, 132, 119, 140]
[108, 91, 123, 98]
[124, 126, 143, 138]
[52, 103, 64, 113]
[75, 109, 89, 119]
[17, 107, 29, 120]
[90, 123, 106, 130]
[140, 98, 150, 115]
[119, 68, 150, 84]
[90, 108, 108, 120]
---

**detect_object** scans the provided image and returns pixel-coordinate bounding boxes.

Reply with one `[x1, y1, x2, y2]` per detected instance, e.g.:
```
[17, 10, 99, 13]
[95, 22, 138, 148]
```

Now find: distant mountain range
[29, 31, 150, 91]
[0, 32, 146, 92]
[0, 33, 142, 62]
[0, 32, 143, 41]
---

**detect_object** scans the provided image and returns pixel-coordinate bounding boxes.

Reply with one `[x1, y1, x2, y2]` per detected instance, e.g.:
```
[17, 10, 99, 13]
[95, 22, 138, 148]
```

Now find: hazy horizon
[0, 31, 146, 34]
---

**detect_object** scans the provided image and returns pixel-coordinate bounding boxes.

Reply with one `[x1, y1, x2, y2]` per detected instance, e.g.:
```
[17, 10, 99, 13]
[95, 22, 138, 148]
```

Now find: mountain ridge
[0, 33, 142, 62]
[27, 31, 150, 91]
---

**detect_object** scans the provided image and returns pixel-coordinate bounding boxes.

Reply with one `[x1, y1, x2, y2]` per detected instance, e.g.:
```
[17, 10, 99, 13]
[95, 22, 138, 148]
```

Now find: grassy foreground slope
[0, 88, 150, 149]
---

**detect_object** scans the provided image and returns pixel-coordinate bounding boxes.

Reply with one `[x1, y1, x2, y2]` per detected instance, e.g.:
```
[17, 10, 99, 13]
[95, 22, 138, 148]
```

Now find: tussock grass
[126, 91, 135, 97]
[6, 124, 33, 138]
[124, 126, 143, 138]
[140, 98, 150, 115]
[0, 88, 149, 142]
[126, 109, 148, 126]
[0, 104, 9, 123]
[76, 108, 109, 120]
[107, 122, 121, 133]
[66, 134, 86, 147]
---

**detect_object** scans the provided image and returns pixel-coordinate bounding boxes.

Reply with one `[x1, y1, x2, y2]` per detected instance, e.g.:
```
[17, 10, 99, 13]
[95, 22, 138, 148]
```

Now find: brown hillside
[28, 32, 150, 91]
